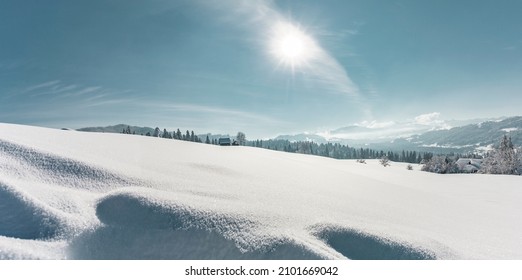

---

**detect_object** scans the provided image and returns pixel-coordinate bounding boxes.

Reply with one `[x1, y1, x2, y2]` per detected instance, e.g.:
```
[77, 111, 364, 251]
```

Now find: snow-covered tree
[153, 127, 160, 137]
[236, 132, 246, 146]
[481, 135, 520, 175]
[421, 156, 459, 174]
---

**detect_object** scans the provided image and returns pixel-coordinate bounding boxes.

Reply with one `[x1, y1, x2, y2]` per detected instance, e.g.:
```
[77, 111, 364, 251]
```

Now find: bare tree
[380, 156, 390, 167]
[236, 132, 246, 146]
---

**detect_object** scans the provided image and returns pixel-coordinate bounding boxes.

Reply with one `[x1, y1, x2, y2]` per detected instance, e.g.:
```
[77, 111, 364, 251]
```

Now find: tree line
[246, 139, 456, 164]
[122, 125, 436, 163]
[421, 135, 521, 175]
[120, 125, 521, 175]
[121, 125, 245, 145]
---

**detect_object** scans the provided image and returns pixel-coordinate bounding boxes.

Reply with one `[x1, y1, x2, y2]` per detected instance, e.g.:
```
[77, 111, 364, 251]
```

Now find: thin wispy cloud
[2, 80, 60, 99]
[105, 101, 291, 137]
[23, 80, 61, 92]
[83, 98, 138, 108]
[34, 84, 101, 100]
[25, 81, 113, 101]
[30, 84, 78, 97]
[60, 86, 102, 98]
[150, 102, 287, 125]
[5, 80, 132, 110]
[15, 81, 96, 99]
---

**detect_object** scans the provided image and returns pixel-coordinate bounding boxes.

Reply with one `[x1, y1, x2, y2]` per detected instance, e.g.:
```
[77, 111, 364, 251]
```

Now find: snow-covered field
[1, 123, 521, 260]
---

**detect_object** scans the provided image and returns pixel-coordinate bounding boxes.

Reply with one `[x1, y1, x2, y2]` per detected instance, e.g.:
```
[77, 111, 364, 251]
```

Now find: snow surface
[1, 123, 521, 260]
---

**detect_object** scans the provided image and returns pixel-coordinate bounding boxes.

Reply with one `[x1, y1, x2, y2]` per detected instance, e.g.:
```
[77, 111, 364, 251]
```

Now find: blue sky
[1, 0, 521, 138]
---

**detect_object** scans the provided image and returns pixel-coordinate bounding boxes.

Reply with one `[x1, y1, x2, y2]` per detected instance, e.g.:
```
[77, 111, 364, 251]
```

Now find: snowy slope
[1, 123, 521, 259]
[405, 116, 522, 152]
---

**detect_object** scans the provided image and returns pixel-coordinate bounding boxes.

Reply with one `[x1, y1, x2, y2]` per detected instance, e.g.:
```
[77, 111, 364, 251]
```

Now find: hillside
[404, 116, 522, 152]
[1, 123, 521, 259]
[78, 124, 230, 142]
[77, 124, 155, 135]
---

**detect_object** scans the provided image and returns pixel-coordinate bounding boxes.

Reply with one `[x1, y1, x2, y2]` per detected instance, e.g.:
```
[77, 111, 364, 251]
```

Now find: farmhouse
[456, 158, 482, 173]
[218, 137, 231, 146]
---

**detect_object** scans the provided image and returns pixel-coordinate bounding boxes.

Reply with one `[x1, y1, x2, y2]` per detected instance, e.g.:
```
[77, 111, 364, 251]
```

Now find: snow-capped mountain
[402, 116, 522, 153]
[275, 116, 521, 153]
[274, 133, 330, 143]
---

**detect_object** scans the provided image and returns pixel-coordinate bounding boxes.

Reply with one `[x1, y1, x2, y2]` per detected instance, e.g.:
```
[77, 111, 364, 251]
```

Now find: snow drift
[1, 123, 521, 259]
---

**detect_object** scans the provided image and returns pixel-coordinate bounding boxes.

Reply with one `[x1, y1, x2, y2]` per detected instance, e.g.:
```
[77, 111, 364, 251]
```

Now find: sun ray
[268, 22, 319, 73]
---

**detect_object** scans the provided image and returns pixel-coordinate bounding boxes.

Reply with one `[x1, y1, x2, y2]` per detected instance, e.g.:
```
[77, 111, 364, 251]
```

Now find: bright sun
[269, 22, 318, 71]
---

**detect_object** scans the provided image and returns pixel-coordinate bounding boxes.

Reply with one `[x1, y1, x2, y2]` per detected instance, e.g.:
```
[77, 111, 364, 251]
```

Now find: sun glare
[269, 22, 318, 71]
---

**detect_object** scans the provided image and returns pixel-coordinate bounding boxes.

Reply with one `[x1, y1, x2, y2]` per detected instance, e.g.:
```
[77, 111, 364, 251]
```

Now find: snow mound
[1, 123, 521, 259]
[0, 139, 133, 191]
[0, 236, 66, 260]
[0, 181, 64, 239]
[312, 225, 436, 260]
[68, 191, 323, 259]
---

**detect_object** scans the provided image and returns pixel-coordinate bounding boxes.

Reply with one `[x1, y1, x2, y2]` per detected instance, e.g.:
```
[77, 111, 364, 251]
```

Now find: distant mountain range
[78, 116, 522, 154]
[275, 117, 502, 145]
[400, 116, 522, 153]
[275, 116, 522, 154]
[77, 124, 156, 135]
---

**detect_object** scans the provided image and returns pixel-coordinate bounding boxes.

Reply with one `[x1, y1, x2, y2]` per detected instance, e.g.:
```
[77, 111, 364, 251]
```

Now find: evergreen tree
[325, 144, 330, 157]
[417, 154, 422, 164]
